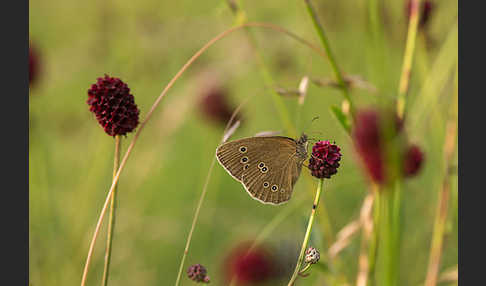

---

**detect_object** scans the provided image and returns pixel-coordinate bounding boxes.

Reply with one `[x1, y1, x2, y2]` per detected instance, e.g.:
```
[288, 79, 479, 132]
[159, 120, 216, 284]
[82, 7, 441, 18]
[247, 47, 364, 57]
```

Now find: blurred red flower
[403, 144, 424, 177]
[353, 109, 387, 184]
[406, 0, 434, 28]
[352, 108, 424, 184]
[223, 242, 274, 285]
[199, 84, 239, 126]
[29, 43, 40, 87]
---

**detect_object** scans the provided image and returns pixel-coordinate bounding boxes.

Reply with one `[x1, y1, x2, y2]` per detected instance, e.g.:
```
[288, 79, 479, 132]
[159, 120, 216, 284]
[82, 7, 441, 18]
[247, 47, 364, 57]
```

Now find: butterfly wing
[216, 136, 305, 205]
[217, 137, 258, 182]
[241, 146, 303, 205]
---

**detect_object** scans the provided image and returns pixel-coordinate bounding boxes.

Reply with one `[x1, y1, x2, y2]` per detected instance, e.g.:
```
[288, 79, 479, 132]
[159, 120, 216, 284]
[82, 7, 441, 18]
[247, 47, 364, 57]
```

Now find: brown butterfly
[216, 134, 308, 205]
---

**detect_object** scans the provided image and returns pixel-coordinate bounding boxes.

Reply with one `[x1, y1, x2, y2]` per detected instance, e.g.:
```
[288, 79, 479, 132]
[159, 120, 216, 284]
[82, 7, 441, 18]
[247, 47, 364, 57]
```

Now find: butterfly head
[296, 133, 309, 160]
[297, 133, 308, 145]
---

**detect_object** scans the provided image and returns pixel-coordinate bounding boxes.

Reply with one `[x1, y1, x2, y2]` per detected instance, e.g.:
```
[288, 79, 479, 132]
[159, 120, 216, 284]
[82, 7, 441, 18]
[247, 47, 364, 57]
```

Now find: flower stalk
[424, 68, 457, 286]
[378, 183, 402, 286]
[397, 0, 422, 119]
[101, 135, 121, 286]
[287, 179, 324, 286]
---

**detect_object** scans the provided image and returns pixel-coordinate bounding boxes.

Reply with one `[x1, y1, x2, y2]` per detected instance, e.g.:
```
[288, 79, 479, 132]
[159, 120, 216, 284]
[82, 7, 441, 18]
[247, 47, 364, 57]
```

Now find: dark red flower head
[353, 108, 425, 184]
[224, 242, 274, 285]
[199, 85, 238, 126]
[29, 44, 40, 87]
[403, 144, 424, 177]
[87, 75, 140, 136]
[353, 110, 386, 184]
[406, 0, 434, 28]
[187, 264, 210, 283]
[308, 140, 342, 179]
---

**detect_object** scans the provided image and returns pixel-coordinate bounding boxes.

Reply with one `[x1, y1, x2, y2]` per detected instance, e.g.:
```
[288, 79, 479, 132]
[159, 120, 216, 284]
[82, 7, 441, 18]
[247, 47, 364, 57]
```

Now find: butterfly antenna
[302, 116, 320, 135]
[307, 131, 324, 136]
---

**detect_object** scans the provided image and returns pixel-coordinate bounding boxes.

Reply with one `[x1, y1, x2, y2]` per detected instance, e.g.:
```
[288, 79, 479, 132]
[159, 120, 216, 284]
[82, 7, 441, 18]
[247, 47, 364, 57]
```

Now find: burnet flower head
[352, 108, 425, 185]
[403, 144, 424, 177]
[308, 140, 342, 179]
[87, 74, 140, 136]
[198, 74, 240, 126]
[187, 264, 210, 283]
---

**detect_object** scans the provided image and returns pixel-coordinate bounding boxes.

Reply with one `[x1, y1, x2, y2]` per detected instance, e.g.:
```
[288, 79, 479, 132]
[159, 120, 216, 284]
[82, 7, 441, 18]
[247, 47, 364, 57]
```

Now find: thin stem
[424, 68, 458, 286]
[101, 136, 121, 286]
[356, 190, 377, 286]
[287, 179, 324, 286]
[379, 183, 402, 286]
[424, 168, 451, 286]
[81, 23, 328, 286]
[368, 186, 380, 286]
[174, 101, 246, 286]
[391, 183, 402, 286]
[174, 158, 217, 286]
[397, 0, 421, 119]
[303, 0, 355, 117]
[299, 263, 312, 274]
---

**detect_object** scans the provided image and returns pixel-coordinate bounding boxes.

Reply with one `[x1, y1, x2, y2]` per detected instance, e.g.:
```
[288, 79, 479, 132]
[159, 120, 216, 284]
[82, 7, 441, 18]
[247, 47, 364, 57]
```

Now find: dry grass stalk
[424, 119, 457, 286]
[328, 220, 360, 259]
[437, 265, 458, 283]
[298, 76, 310, 105]
[355, 194, 375, 286]
[310, 75, 377, 93]
[328, 193, 374, 262]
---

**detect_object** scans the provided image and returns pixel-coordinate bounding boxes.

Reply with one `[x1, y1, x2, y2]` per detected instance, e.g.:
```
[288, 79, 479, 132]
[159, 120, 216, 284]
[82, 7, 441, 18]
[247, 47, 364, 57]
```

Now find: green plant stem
[368, 186, 380, 286]
[424, 68, 457, 286]
[299, 262, 312, 274]
[391, 183, 402, 286]
[174, 158, 217, 286]
[397, 0, 421, 119]
[379, 184, 402, 286]
[303, 0, 355, 117]
[101, 136, 121, 286]
[287, 179, 324, 286]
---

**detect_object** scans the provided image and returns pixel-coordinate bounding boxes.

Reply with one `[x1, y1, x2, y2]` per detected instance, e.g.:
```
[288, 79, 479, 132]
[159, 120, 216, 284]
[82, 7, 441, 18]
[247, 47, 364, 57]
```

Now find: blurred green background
[29, 0, 457, 285]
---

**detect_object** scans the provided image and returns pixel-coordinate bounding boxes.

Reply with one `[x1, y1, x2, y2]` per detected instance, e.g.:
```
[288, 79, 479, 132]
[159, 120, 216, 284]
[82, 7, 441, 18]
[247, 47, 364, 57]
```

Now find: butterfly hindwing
[241, 147, 299, 204]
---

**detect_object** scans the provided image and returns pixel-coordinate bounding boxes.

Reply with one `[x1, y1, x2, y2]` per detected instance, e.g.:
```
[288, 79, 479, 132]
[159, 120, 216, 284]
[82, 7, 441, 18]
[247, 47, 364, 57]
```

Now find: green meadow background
[29, 0, 457, 285]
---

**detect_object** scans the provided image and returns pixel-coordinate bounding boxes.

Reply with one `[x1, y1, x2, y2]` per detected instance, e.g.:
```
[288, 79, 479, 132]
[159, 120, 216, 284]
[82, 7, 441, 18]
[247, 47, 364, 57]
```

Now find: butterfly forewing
[216, 136, 306, 205]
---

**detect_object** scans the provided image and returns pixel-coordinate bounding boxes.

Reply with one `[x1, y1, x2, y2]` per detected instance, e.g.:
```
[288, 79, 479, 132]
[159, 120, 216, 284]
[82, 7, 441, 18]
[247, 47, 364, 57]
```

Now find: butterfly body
[216, 134, 308, 205]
